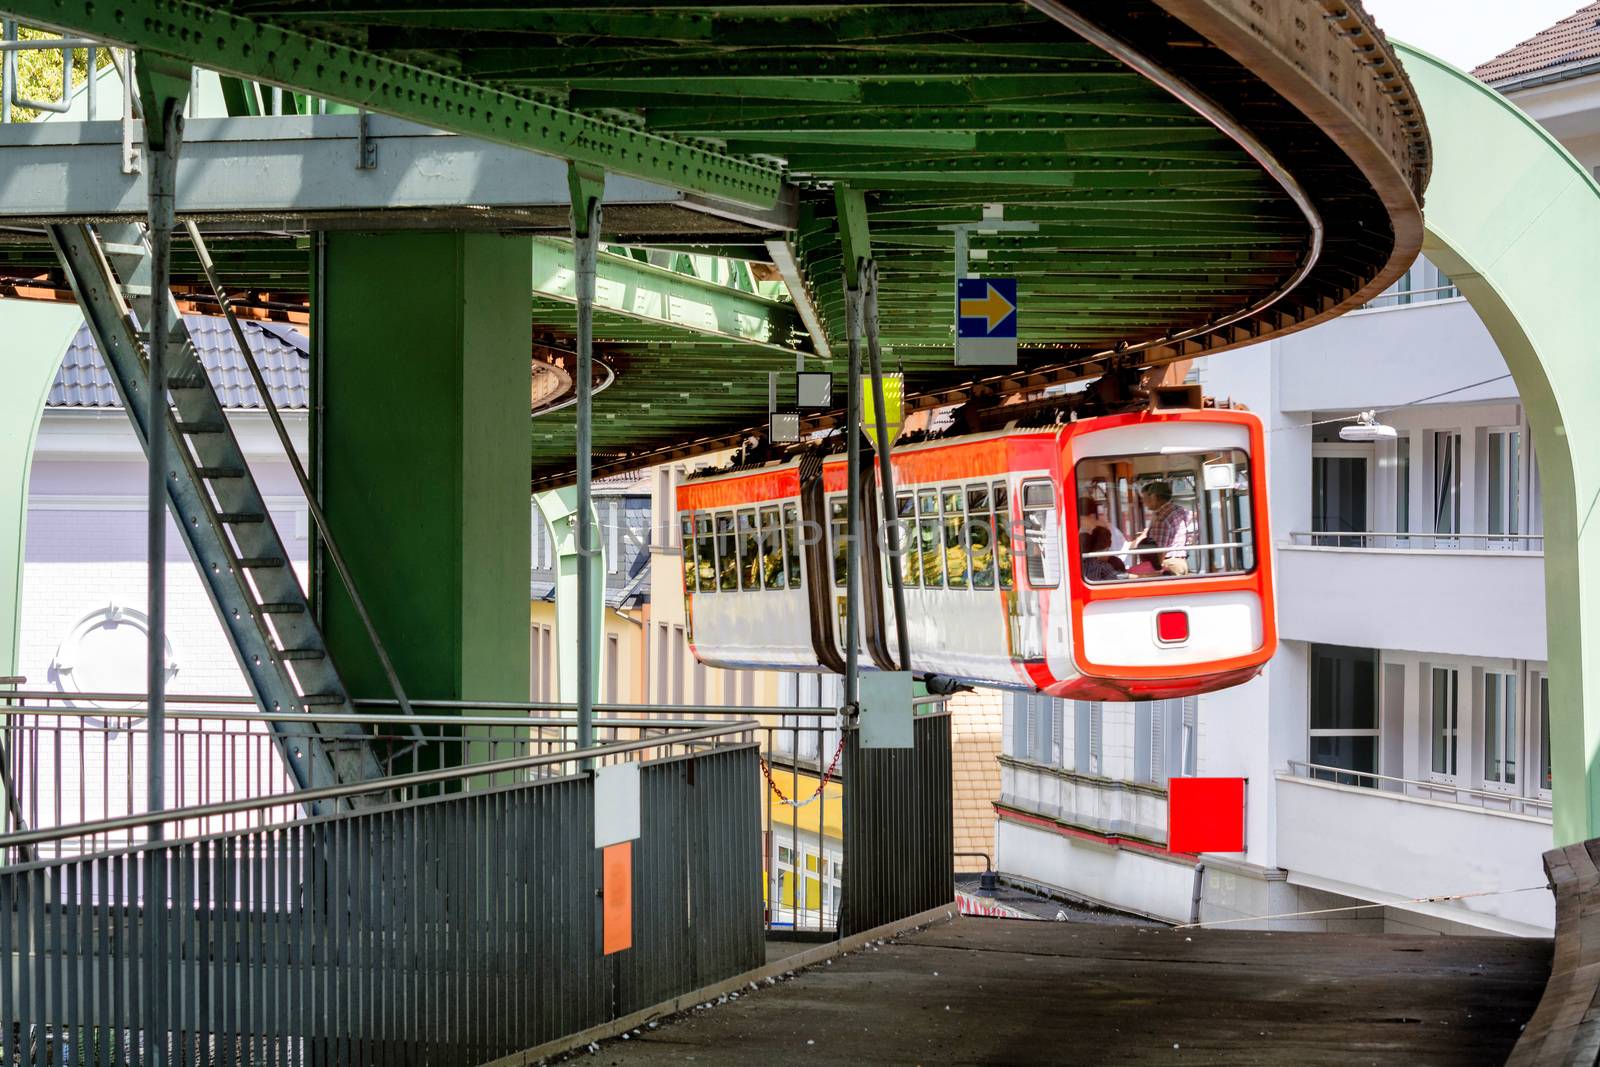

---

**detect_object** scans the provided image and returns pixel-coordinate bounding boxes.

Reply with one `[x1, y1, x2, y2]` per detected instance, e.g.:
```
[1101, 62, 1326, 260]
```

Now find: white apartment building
[993, 12, 1597, 938]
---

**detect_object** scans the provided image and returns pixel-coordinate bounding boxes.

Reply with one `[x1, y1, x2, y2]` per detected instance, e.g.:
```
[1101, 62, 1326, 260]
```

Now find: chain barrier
[760, 730, 847, 809]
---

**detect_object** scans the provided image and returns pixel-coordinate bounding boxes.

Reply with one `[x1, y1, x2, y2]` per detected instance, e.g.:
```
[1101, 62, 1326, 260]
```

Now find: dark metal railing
[0, 725, 762, 1065]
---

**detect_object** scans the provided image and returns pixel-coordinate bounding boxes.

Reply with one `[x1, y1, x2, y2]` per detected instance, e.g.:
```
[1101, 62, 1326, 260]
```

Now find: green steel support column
[532, 489, 604, 706]
[570, 163, 604, 749]
[0, 302, 83, 677]
[1399, 45, 1600, 843]
[316, 232, 532, 744]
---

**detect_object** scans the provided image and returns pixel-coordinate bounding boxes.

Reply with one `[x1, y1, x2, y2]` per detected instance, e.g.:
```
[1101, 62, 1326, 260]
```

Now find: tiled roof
[1474, 2, 1600, 85]
[50, 315, 309, 410]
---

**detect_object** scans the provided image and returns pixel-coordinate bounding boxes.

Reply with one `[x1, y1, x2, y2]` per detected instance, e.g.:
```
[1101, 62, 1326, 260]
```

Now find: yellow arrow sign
[958, 282, 1016, 332]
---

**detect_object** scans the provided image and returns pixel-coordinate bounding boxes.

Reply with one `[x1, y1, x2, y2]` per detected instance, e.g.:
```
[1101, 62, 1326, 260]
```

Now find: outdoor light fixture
[1338, 409, 1397, 442]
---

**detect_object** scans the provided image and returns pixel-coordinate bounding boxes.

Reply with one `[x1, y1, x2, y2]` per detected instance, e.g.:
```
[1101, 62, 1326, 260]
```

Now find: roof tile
[1474, 2, 1600, 84]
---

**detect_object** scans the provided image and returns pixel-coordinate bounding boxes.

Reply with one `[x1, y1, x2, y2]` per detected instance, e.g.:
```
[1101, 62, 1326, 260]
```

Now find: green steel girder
[530, 238, 807, 353]
[3, 0, 784, 207]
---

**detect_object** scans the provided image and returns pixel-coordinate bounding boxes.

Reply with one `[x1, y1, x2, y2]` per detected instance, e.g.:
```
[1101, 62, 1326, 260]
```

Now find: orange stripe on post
[602, 841, 634, 955]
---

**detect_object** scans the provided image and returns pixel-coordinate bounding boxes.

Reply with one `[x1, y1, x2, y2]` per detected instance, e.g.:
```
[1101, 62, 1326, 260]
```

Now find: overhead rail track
[0, 2, 1429, 490]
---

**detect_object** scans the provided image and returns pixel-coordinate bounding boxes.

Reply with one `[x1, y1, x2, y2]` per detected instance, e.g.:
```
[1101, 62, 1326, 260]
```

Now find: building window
[1482, 671, 1518, 789]
[1134, 698, 1196, 786]
[1430, 666, 1460, 778]
[656, 623, 670, 705]
[1539, 675, 1552, 795]
[1074, 701, 1102, 776]
[1009, 694, 1062, 765]
[1395, 435, 1411, 535]
[605, 634, 620, 705]
[1309, 644, 1379, 779]
[1486, 429, 1521, 542]
[1433, 432, 1461, 537]
[672, 625, 686, 705]
[1311, 449, 1368, 545]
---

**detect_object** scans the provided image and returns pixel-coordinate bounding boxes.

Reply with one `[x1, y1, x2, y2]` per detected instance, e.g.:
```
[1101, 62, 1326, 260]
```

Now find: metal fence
[0, 725, 762, 1066]
[0, 690, 852, 935]
[842, 710, 953, 936]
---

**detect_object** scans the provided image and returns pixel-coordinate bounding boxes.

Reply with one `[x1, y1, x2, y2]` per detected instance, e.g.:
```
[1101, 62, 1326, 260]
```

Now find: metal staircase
[46, 221, 385, 792]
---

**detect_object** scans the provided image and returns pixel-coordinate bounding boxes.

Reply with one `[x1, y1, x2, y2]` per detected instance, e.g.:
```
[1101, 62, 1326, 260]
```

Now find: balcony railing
[1359, 283, 1461, 310]
[1286, 759, 1551, 820]
[1289, 531, 1543, 552]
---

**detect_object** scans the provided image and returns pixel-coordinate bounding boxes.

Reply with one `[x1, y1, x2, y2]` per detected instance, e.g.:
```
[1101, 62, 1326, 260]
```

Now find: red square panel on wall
[1167, 777, 1246, 853]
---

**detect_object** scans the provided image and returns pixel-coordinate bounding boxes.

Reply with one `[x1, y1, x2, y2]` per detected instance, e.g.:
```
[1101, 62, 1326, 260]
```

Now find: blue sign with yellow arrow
[955, 277, 1018, 366]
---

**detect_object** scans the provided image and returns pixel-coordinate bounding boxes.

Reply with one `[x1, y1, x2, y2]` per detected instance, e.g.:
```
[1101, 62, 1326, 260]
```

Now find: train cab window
[738, 510, 761, 590]
[760, 506, 785, 589]
[942, 488, 968, 589]
[680, 516, 697, 593]
[696, 516, 717, 592]
[917, 490, 943, 588]
[1021, 481, 1061, 588]
[1075, 449, 1254, 582]
[896, 493, 920, 588]
[783, 503, 802, 590]
[716, 513, 738, 591]
[967, 486, 995, 590]
[830, 497, 848, 588]
[993, 481, 1013, 590]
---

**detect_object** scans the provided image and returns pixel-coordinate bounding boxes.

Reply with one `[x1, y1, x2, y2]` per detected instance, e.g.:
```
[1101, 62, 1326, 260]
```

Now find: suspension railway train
[674, 408, 1276, 701]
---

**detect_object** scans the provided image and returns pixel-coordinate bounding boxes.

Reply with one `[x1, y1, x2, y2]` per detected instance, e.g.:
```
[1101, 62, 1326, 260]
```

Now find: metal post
[861, 261, 910, 668]
[570, 167, 604, 757]
[144, 84, 185, 841]
[843, 285, 863, 711]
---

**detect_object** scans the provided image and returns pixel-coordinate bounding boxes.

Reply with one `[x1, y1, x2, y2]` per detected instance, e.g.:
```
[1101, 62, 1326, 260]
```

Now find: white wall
[1276, 774, 1553, 936]
[1277, 547, 1547, 660]
[996, 817, 1198, 924]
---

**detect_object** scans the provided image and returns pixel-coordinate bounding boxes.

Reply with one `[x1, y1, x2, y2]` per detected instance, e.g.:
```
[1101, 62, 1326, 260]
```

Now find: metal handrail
[0, 719, 757, 853]
[1285, 760, 1551, 814]
[0, 689, 841, 716]
[1289, 531, 1543, 550]
[1083, 540, 1246, 559]
[1361, 283, 1460, 309]
[184, 221, 417, 727]
[0, 706, 735, 730]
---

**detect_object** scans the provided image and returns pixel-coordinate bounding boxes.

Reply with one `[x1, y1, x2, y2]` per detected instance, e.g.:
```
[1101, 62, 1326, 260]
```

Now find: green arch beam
[1398, 43, 1600, 844]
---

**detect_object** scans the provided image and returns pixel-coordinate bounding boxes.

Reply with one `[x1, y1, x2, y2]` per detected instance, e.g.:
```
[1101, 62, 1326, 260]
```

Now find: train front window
[968, 486, 995, 590]
[830, 498, 848, 588]
[942, 488, 968, 589]
[680, 516, 696, 593]
[896, 493, 920, 588]
[917, 490, 943, 588]
[1074, 448, 1254, 583]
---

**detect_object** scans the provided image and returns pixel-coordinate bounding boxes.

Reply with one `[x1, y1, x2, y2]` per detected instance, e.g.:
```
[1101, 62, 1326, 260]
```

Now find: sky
[1362, 0, 1588, 71]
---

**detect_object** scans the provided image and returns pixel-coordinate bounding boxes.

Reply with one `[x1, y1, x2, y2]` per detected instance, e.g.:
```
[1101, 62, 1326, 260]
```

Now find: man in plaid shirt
[1137, 481, 1195, 576]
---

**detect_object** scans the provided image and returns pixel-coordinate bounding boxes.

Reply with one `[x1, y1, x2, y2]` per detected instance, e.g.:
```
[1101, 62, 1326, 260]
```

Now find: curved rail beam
[1396, 43, 1600, 845]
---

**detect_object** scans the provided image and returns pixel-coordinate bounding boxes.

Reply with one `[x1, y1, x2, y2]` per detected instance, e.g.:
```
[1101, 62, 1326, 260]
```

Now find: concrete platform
[582, 917, 1550, 1066]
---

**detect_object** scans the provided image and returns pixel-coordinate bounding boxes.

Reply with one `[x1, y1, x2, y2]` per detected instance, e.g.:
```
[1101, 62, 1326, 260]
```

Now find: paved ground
[580, 917, 1550, 1066]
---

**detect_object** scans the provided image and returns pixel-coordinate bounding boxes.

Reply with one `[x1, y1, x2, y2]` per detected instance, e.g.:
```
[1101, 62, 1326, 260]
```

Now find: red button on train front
[1156, 610, 1189, 644]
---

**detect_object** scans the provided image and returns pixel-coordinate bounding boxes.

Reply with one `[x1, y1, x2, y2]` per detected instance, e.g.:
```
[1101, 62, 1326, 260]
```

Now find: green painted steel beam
[4, 0, 784, 207]
[530, 238, 807, 352]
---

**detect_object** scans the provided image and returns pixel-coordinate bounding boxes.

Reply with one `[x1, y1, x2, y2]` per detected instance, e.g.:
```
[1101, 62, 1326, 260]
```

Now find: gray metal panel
[0, 114, 796, 230]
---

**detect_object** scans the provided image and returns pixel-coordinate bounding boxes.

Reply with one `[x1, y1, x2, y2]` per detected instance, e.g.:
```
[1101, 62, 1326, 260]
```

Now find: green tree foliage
[5, 27, 113, 123]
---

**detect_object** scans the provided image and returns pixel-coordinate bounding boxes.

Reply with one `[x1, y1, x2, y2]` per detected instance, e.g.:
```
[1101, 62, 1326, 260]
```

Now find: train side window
[680, 515, 697, 595]
[716, 513, 738, 591]
[696, 516, 717, 593]
[993, 481, 1013, 590]
[917, 490, 943, 588]
[896, 492, 919, 588]
[1021, 480, 1061, 588]
[967, 488, 995, 590]
[738, 510, 760, 590]
[783, 503, 802, 590]
[943, 487, 968, 589]
[760, 506, 785, 590]
[830, 497, 848, 588]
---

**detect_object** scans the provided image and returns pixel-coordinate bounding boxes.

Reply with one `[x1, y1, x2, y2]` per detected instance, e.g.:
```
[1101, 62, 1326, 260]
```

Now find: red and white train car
[674, 408, 1276, 701]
